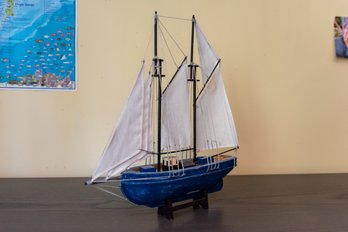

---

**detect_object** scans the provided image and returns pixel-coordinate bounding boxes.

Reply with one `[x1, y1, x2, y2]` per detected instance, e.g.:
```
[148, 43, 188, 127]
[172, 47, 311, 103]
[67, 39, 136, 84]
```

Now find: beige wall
[1, 0, 348, 177]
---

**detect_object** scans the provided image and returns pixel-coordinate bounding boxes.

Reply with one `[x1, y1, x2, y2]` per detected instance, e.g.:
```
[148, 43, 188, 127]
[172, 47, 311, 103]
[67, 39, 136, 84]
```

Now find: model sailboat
[86, 12, 239, 218]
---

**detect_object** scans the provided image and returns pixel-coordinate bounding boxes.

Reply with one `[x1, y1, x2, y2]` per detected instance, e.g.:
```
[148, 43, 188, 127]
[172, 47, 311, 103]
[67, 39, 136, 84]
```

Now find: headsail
[195, 23, 239, 151]
[161, 58, 191, 152]
[142, 74, 154, 153]
[90, 64, 151, 183]
[106, 73, 154, 178]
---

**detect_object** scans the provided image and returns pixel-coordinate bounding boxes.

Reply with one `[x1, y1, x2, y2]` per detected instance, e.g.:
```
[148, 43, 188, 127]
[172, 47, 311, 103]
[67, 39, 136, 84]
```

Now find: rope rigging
[158, 24, 178, 68]
[158, 14, 192, 22]
[158, 19, 186, 57]
[143, 25, 154, 62]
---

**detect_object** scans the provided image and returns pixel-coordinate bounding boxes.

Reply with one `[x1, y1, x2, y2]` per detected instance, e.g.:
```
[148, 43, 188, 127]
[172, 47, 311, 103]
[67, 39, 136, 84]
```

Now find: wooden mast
[189, 15, 199, 162]
[153, 11, 164, 171]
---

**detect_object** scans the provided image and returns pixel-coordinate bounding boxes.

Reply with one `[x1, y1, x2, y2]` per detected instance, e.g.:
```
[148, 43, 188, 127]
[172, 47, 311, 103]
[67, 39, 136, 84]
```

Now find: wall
[1, 0, 348, 177]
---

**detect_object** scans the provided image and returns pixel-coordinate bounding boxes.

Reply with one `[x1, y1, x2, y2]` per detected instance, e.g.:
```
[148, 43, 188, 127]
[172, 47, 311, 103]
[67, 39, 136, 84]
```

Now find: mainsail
[161, 58, 191, 152]
[90, 64, 151, 182]
[195, 23, 239, 151]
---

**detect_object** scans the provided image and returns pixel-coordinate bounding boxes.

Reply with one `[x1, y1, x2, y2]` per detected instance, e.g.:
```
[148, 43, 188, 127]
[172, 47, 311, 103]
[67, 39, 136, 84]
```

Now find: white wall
[1, 0, 348, 177]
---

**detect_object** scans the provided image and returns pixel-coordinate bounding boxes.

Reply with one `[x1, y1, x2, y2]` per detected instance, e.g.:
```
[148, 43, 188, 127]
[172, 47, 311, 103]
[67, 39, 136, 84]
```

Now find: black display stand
[157, 191, 209, 220]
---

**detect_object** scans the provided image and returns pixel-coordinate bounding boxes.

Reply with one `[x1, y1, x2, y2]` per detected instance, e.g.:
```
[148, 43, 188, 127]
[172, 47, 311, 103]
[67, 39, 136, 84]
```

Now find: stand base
[157, 191, 209, 220]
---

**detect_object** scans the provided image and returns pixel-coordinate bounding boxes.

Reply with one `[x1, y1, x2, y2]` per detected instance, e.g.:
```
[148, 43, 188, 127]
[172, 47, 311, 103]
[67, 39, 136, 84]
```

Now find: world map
[0, 0, 76, 90]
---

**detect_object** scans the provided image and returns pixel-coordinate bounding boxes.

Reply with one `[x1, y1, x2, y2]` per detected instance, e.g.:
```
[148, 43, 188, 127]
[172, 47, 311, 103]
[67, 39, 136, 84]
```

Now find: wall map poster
[0, 0, 76, 90]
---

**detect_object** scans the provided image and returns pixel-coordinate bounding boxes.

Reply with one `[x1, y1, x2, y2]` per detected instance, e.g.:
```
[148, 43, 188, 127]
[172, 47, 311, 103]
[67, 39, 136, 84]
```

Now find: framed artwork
[0, 0, 76, 90]
[334, 16, 348, 58]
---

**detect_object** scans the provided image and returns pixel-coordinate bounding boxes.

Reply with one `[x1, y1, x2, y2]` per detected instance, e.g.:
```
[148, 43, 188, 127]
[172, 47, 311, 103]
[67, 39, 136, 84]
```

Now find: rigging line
[158, 14, 192, 22]
[143, 24, 154, 60]
[93, 185, 128, 201]
[158, 25, 178, 68]
[158, 19, 186, 57]
[101, 185, 121, 189]
[143, 25, 154, 61]
[86, 179, 123, 185]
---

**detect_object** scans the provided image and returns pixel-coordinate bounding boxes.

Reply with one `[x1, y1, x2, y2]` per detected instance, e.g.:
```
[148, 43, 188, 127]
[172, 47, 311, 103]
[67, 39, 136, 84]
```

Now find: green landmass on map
[5, 0, 15, 17]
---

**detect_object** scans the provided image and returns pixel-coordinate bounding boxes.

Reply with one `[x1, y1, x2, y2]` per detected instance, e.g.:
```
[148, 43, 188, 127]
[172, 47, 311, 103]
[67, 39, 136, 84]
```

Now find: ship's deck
[130, 154, 232, 172]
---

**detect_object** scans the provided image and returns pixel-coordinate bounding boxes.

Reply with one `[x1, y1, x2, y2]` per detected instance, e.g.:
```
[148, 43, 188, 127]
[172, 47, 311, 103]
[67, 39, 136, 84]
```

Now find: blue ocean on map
[0, 0, 76, 89]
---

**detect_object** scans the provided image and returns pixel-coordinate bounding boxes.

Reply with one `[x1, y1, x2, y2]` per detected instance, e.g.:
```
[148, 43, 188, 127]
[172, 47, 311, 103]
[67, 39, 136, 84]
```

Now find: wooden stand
[157, 191, 209, 220]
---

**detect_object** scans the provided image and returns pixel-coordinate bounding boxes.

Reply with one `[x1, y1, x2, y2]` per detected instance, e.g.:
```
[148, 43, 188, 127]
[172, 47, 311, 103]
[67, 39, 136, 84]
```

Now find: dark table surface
[1, 174, 348, 232]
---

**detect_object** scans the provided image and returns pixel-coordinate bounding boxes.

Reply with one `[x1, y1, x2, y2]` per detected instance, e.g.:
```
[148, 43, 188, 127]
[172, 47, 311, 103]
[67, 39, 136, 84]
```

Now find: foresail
[143, 74, 154, 153]
[107, 74, 153, 178]
[161, 58, 191, 152]
[195, 23, 239, 151]
[90, 64, 148, 182]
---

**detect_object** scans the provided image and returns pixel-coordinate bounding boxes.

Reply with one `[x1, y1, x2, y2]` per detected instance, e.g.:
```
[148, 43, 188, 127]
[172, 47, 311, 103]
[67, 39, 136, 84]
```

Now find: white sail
[106, 73, 153, 179]
[161, 58, 191, 151]
[195, 23, 219, 84]
[90, 64, 149, 182]
[143, 74, 154, 153]
[196, 23, 239, 151]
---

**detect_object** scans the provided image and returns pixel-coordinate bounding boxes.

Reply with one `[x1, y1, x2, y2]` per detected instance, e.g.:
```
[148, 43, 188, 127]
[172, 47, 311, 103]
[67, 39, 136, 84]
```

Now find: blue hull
[121, 156, 237, 207]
